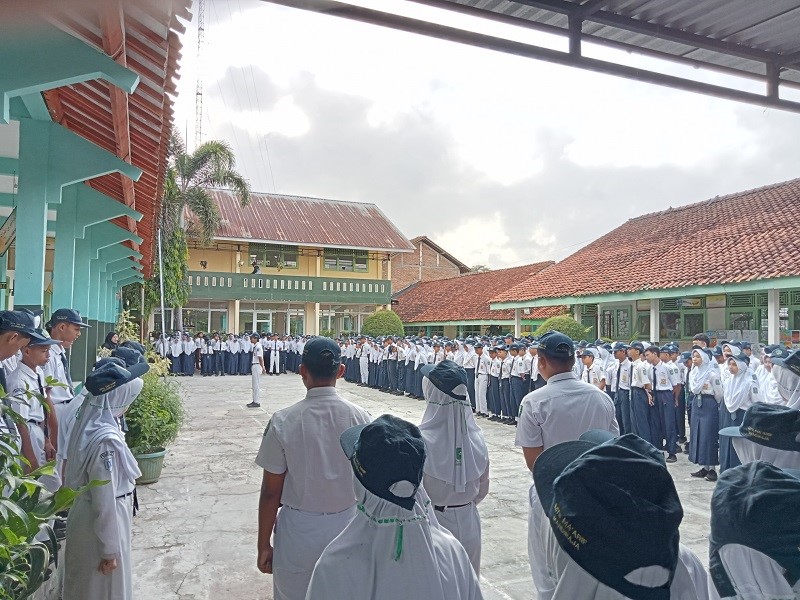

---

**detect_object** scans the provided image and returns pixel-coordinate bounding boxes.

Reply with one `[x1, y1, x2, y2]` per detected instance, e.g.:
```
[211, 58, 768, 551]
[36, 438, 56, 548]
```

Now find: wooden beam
[100, 1, 139, 251]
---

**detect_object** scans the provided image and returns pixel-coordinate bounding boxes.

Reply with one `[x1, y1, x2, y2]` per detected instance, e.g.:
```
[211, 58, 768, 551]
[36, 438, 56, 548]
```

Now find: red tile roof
[394, 262, 565, 322]
[208, 190, 416, 253]
[46, 1, 190, 277]
[493, 178, 800, 304]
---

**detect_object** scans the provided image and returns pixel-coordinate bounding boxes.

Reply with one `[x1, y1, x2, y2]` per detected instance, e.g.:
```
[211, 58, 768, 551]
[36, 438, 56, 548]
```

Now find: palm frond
[215, 171, 251, 207]
[184, 186, 221, 246]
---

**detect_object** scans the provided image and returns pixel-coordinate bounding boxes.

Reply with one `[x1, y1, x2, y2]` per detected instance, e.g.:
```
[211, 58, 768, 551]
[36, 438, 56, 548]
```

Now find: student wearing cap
[644, 346, 679, 462]
[610, 343, 631, 435]
[488, 346, 502, 421]
[305, 414, 483, 600]
[499, 345, 514, 424]
[247, 333, 266, 409]
[7, 327, 61, 486]
[688, 348, 724, 482]
[580, 348, 606, 391]
[255, 337, 372, 600]
[63, 360, 149, 600]
[418, 361, 490, 574]
[515, 331, 618, 600]
[718, 403, 800, 470]
[719, 355, 761, 472]
[533, 430, 713, 600]
[463, 340, 478, 411]
[627, 341, 656, 445]
[474, 342, 490, 418]
[709, 461, 800, 600]
[509, 344, 526, 422]
[0, 311, 38, 449]
[770, 348, 800, 409]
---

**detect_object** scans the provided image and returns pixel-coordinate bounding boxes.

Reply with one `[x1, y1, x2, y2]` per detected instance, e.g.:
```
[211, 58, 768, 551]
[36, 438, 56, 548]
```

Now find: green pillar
[0, 253, 6, 310]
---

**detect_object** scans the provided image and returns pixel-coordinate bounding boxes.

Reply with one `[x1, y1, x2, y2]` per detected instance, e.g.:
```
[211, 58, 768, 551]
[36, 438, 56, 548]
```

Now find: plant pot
[133, 447, 167, 485]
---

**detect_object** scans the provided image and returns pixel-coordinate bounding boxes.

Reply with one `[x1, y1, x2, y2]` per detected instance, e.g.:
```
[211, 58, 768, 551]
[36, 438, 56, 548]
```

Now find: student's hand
[648, 395, 655, 407]
[44, 440, 56, 461]
[257, 546, 273, 574]
[261, 367, 265, 375]
[99, 558, 117, 575]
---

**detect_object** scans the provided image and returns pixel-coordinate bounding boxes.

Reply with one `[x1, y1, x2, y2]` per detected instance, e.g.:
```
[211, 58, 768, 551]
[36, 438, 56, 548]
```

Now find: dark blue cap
[111, 346, 146, 368]
[0, 308, 43, 339]
[474, 342, 484, 349]
[340, 414, 425, 511]
[534, 433, 681, 600]
[85, 361, 148, 395]
[740, 341, 752, 350]
[302, 337, 341, 369]
[712, 345, 724, 357]
[46, 308, 91, 329]
[629, 341, 645, 352]
[611, 342, 629, 352]
[709, 462, 800, 598]
[420, 360, 468, 401]
[719, 403, 800, 451]
[538, 331, 575, 359]
[119, 340, 146, 355]
[93, 357, 126, 371]
[771, 348, 800, 378]
[679, 351, 692, 361]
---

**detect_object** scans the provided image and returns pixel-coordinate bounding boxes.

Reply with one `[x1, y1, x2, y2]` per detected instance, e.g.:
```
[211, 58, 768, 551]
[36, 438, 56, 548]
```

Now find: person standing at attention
[515, 331, 618, 600]
[247, 333, 265, 409]
[255, 338, 372, 600]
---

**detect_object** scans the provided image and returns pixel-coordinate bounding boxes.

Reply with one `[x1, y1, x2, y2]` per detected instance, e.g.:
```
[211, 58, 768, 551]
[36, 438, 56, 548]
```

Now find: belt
[53, 398, 72, 405]
[116, 491, 134, 500]
[27, 419, 44, 426]
[434, 503, 470, 512]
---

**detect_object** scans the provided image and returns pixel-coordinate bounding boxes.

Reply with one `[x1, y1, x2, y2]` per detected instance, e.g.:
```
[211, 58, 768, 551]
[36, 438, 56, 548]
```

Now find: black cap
[534, 432, 681, 600]
[629, 341, 645, 352]
[0, 308, 43, 339]
[679, 351, 692, 361]
[85, 361, 148, 395]
[718, 403, 800, 451]
[771, 348, 800, 377]
[709, 462, 800, 598]
[474, 342, 484, 349]
[302, 337, 341, 369]
[111, 346, 146, 368]
[340, 414, 425, 510]
[46, 308, 91, 329]
[93, 357, 127, 371]
[611, 342, 629, 352]
[711, 345, 724, 357]
[538, 331, 575, 359]
[420, 360, 468, 401]
[119, 340, 146, 355]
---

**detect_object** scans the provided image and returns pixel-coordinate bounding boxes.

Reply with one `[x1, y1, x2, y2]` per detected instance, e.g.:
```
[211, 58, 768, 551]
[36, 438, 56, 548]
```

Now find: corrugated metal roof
[43, 0, 191, 277]
[207, 189, 416, 252]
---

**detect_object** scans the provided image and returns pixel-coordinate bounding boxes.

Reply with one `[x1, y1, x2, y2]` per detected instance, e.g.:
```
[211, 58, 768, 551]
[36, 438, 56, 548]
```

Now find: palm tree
[159, 130, 251, 332]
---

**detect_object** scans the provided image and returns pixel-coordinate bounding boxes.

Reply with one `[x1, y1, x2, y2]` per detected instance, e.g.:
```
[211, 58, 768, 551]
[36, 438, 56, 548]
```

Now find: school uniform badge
[101, 449, 115, 472]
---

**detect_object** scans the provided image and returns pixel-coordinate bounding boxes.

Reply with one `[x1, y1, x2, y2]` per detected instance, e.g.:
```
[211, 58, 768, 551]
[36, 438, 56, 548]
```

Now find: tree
[361, 310, 404, 337]
[533, 315, 592, 341]
[470, 265, 491, 273]
[156, 131, 251, 332]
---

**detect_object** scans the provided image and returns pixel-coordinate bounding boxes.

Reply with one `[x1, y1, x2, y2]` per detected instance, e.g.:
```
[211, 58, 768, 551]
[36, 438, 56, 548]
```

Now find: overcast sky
[173, 0, 800, 269]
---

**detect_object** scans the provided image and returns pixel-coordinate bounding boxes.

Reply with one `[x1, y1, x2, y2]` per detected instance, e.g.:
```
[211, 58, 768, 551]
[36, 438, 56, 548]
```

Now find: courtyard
[131, 372, 716, 599]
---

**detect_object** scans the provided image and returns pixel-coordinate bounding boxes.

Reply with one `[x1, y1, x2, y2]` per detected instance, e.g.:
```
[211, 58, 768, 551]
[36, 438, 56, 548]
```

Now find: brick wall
[391, 240, 464, 293]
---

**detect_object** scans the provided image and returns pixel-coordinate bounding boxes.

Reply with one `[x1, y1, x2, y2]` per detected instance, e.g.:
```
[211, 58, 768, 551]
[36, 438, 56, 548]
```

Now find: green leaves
[125, 375, 184, 453]
[362, 310, 405, 337]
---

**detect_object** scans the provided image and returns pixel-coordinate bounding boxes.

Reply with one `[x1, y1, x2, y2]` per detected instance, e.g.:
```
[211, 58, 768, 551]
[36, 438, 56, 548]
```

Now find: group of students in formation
[0, 307, 153, 600]
[254, 329, 800, 600]
[153, 331, 305, 377]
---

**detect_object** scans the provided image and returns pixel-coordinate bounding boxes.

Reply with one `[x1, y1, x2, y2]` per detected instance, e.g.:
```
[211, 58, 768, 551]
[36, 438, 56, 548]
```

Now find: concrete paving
[132, 372, 715, 599]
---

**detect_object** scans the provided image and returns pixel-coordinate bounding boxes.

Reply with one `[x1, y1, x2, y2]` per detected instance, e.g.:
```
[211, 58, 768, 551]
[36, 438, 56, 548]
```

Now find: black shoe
[489, 415, 500, 422]
[665, 454, 677, 463]
[690, 468, 708, 478]
[684, 443, 690, 454]
[705, 469, 718, 482]
[677, 436, 687, 444]
[246, 402, 261, 408]
[507, 419, 517, 426]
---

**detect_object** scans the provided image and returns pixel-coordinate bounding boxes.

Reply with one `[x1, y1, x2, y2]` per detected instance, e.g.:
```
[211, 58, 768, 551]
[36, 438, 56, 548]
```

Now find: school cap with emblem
[611, 341, 628, 352]
[538, 331, 575, 359]
[111, 346, 147, 368]
[718, 403, 800, 451]
[85, 361, 148, 395]
[0, 308, 45, 339]
[770, 348, 800, 377]
[302, 336, 341, 368]
[629, 341, 645, 352]
[340, 414, 426, 510]
[46, 308, 91, 329]
[420, 360, 468, 401]
[534, 431, 682, 600]
[93, 357, 127, 371]
[709, 461, 800, 598]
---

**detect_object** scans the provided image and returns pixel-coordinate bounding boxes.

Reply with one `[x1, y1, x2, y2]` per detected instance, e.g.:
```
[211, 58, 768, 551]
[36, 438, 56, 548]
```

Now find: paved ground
[131, 372, 715, 599]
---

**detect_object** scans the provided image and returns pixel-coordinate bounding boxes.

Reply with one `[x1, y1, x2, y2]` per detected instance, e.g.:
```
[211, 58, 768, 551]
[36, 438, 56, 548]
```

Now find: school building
[490, 178, 800, 349]
[169, 190, 415, 335]
[390, 235, 471, 293]
[0, 4, 189, 377]
[394, 261, 566, 338]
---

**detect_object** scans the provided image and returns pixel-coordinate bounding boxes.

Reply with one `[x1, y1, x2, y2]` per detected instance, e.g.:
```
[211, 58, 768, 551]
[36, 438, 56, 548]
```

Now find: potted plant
[124, 354, 184, 484]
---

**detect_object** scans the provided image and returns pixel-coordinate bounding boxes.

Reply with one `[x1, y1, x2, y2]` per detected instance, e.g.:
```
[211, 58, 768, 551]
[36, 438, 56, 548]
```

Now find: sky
[172, 0, 800, 269]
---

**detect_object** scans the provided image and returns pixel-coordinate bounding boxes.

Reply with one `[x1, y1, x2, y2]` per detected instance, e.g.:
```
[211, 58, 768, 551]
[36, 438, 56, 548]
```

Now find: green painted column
[0, 253, 6, 310]
[52, 184, 141, 308]
[14, 119, 141, 310]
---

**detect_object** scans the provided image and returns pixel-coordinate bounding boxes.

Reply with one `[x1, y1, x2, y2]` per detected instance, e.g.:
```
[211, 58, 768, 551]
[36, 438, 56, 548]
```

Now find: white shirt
[515, 372, 619, 451]
[252, 343, 264, 364]
[8, 362, 46, 422]
[255, 387, 372, 513]
[43, 344, 73, 404]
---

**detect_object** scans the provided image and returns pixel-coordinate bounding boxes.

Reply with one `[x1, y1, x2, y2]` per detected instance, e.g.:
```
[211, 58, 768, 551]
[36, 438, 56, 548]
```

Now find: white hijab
[772, 364, 800, 410]
[419, 377, 488, 493]
[715, 544, 800, 600]
[689, 350, 715, 395]
[722, 357, 757, 413]
[414, 344, 427, 369]
[305, 479, 482, 600]
[731, 437, 800, 471]
[64, 378, 143, 488]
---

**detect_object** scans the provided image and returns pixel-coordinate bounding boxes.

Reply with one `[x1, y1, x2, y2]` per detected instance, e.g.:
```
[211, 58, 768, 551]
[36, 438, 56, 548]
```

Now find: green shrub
[125, 372, 184, 454]
[533, 316, 591, 341]
[361, 310, 404, 337]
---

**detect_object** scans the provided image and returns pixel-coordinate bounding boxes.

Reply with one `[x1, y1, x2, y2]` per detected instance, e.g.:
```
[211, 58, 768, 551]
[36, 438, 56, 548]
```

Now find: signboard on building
[680, 297, 702, 308]
[706, 294, 726, 308]
[0, 208, 16, 256]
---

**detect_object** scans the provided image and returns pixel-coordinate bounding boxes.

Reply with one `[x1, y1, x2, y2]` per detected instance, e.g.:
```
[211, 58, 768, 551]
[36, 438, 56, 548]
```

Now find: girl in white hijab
[771, 350, 800, 410]
[688, 349, 724, 481]
[418, 361, 489, 574]
[306, 414, 483, 600]
[719, 356, 760, 472]
[63, 361, 148, 600]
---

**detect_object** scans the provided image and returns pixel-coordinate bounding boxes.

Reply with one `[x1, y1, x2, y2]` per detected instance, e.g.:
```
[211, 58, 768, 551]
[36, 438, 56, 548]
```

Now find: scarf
[688, 350, 715, 396]
[773, 364, 800, 410]
[722, 357, 756, 413]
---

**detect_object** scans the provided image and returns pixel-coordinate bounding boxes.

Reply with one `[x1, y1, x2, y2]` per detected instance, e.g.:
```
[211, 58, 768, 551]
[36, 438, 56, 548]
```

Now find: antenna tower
[194, 0, 206, 149]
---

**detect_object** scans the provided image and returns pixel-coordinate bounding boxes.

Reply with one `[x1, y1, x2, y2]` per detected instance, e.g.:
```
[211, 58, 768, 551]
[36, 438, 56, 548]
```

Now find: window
[659, 311, 680, 340]
[368, 284, 373, 293]
[258, 279, 263, 288]
[323, 249, 368, 272]
[204, 277, 209, 286]
[227, 278, 232, 287]
[616, 308, 631, 338]
[683, 312, 705, 338]
[196, 276, 200, 285]
[323, 282, 327, 291]
[355, 283, 360, 292]
[251, 243, 299, 270]
[302, 281, 306, 290]
[636, 313, 650, 338]
[211, 277, 217, 287]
